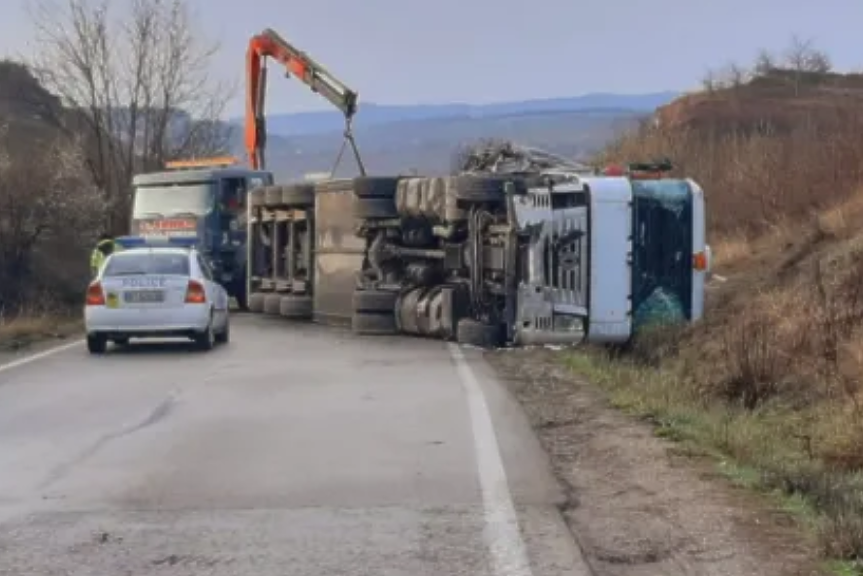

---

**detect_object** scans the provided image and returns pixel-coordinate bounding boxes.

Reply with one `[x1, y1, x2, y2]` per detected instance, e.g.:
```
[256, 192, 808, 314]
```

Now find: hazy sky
[2, 0, 862, 116]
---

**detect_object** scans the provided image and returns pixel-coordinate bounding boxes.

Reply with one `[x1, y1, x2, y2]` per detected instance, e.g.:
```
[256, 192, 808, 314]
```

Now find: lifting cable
[330, 116, 366, 177]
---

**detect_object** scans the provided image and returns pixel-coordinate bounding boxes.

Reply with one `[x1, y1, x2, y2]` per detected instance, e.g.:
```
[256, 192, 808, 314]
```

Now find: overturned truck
[245, 156, 710, 347]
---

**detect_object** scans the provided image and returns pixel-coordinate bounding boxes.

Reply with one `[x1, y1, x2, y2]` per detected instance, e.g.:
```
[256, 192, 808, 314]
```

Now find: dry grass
[0, 306, 81, 351]
[581, 74, 863, 570]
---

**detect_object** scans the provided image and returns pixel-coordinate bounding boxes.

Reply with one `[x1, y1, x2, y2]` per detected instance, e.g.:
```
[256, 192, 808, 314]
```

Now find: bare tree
[27, 0, 235, 233]
[804, 49, 832, 74]
[0, 124, 101, 309]
[719, 62, 748, 89]
[753, 49, 777, 77]
[783, 34, 832, 95]
[701, 68, 719, 92]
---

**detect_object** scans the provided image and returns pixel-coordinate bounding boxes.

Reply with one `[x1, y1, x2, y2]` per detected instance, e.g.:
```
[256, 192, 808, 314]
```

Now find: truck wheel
[250, 187, 267, 208]
[352, 312, 397, 335]
[352, 289, 397, 313]
[456, 318, 502, 348]
[264, 185, 283, 207]
[233, 277, 249, 311]
[248, 292, 266, 313]
[355, 198, 397, 219]
[281, 183, 315, 208]
[279, 294, 313, 319]
[452, 174, 526, 202]
[263, 293, 282, 315]
[353, 176, 401, 198]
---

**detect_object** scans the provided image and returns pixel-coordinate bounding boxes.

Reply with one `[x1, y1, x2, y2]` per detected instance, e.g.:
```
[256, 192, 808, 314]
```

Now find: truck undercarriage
[244, 159, 669, 348]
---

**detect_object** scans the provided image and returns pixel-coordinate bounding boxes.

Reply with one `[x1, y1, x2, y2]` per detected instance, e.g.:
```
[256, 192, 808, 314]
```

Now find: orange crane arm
[245, 28, 360, 171]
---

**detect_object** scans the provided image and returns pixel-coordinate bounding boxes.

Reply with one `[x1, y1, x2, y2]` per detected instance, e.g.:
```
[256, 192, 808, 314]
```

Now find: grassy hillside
[586, 53, 863, 570]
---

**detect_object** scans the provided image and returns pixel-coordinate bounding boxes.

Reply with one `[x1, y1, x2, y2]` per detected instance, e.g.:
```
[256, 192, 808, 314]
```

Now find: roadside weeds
[0, 310, 81, 352]
[565, 348, 863, 576]
[490, 347, 827, 576]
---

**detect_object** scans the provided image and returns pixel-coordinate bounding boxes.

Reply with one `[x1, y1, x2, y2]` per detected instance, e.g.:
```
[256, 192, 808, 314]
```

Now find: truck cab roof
[132, 167, 273, 186]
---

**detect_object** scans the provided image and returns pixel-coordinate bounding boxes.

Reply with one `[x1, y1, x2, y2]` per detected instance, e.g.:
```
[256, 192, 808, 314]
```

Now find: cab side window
[221, 178, 246, 210]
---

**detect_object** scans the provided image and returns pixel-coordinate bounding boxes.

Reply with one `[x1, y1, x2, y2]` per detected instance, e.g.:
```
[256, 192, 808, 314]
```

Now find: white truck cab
[511, 172, 709, 346]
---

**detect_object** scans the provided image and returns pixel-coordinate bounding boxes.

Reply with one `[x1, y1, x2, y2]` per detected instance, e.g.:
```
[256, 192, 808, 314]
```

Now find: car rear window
[103, 251, 191, 277]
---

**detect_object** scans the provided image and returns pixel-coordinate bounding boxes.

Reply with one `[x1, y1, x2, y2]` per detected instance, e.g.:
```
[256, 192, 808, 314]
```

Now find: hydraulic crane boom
[245, 28, 365, 173]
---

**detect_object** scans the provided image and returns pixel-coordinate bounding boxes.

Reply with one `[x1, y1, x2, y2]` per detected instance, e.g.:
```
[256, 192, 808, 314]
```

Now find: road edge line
[448, 342, 535, 576]
[0, 339, 84, 374]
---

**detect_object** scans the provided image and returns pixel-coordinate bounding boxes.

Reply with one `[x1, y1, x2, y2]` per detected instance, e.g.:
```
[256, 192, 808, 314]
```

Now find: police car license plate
[123, 290, 165, 303]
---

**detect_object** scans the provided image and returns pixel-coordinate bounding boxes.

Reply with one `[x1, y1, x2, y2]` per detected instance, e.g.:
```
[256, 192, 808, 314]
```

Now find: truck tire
[352, 289, 397, 313]
[352, 312, 397, 335]
[264, 185, 283, 207]
[233, 276, 249, 311]
[453, 174, 526, 202]
[355, 197, 397, 219]
[248, 292, 266, 313]
[250, 187, 267, 208]
[281, 183, 315, 208]
[456, 318, 502, 348]
[353, 176, 401, 198]
[279, 294, 313, 319]
[263, 293, 281, 315]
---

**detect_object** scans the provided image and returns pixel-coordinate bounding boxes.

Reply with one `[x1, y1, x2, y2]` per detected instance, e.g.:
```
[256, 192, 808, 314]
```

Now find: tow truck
[119, 27, 366, 311]
[241, 29, 711, 347]
[122, 157, 272, 310]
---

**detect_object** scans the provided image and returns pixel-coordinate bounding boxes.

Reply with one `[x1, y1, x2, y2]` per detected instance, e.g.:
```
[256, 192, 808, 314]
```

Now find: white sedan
[84, 246, 231, 354]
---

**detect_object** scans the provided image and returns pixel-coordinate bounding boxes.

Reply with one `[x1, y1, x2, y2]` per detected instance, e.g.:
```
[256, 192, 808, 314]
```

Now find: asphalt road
[0, 316, 590, 576]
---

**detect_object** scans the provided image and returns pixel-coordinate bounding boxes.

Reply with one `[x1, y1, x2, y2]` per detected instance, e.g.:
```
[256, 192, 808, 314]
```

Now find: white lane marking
[0, 340, 83, 374]
[449, 343, 534, 576]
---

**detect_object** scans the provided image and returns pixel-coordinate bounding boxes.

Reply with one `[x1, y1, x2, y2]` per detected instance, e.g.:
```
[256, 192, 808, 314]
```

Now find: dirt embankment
[489, 348, 824, 576]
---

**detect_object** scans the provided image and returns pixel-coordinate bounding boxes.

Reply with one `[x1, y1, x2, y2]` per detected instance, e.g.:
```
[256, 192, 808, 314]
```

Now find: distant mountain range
[227, 91, 681, 179]
[231, 92, 680, 137]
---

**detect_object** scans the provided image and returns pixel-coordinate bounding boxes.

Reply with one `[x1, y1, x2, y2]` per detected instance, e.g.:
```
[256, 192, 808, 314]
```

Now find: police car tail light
[184, 279, 207, 304]
[86, 281, 105, 306]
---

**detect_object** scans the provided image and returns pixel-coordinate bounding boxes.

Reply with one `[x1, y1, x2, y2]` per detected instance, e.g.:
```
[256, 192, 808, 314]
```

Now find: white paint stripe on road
[448, 343, 534, 576]
[0, 340, 83, 374]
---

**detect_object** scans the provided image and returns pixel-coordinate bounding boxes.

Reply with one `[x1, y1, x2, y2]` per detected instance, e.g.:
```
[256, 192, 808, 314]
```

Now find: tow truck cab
[126, 157, 274, 308]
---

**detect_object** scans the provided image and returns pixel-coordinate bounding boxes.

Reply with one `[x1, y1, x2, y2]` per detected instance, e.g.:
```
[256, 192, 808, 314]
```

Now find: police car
[84, 238, 231, 354]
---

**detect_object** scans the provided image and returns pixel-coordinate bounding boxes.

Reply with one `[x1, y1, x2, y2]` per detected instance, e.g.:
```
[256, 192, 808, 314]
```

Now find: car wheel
[456, 318, 502, 348]
[87, 334, 107, 355]
[215, 315, 230, 344]
[194, 321, 215, 351]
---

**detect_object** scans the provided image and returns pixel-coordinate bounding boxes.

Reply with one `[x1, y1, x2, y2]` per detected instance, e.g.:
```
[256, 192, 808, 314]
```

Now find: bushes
[0, 125, 101, 313]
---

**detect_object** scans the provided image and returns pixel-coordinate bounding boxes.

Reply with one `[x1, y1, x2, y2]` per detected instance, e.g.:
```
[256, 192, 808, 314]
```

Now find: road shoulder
[487, 347, 826, 576]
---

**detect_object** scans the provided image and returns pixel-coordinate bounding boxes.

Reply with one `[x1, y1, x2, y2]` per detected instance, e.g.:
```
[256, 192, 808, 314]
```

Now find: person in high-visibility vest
[90, 233, 119, 277]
